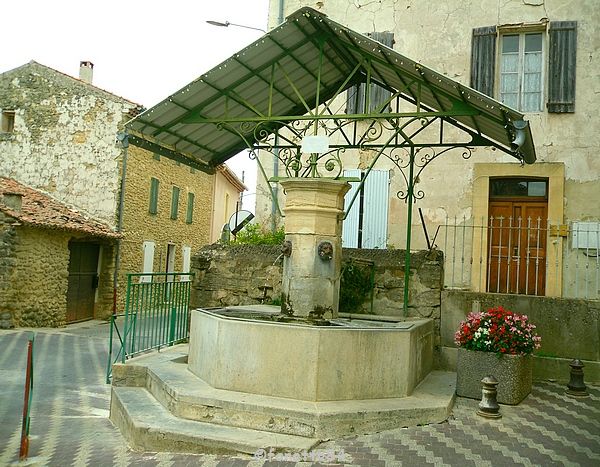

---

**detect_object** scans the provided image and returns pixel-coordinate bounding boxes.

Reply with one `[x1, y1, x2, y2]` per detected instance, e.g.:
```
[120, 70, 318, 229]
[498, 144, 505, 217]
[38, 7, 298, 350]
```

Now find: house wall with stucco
[210, 167, 245, 243]
[258, 0, 600, 298]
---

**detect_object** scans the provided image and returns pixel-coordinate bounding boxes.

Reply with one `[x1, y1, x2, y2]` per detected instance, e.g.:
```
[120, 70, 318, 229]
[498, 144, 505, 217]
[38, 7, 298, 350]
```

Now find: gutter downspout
[113, 131, 129, 315]
[271, 0, 285, 233]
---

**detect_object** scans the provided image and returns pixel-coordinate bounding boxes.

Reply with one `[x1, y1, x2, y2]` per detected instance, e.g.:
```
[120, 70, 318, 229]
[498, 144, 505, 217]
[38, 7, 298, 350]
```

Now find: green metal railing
[106, 272, 194, 383]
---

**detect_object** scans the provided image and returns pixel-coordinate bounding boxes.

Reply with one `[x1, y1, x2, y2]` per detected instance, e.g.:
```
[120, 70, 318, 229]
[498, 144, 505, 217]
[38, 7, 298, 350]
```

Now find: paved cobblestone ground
[1, 323, 599, 466]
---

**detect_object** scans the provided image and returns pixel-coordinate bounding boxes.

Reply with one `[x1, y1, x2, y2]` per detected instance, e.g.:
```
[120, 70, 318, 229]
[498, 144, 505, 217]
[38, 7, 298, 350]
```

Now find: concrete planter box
[456, 348, 532, 405]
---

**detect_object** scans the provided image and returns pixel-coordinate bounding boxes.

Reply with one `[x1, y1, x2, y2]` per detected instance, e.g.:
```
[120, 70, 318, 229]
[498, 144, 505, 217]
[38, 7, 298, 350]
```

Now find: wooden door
[487, 201, 547, 295]
[66, 242, 100, 322]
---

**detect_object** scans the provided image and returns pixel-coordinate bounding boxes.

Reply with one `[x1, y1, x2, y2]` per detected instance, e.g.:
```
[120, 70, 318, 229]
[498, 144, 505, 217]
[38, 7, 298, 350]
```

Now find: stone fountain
[110, 178, 456, 455]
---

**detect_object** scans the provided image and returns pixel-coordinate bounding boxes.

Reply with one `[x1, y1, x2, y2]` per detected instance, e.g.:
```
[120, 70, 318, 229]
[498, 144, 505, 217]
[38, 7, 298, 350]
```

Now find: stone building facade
[0, 61, 243, 326]
[256, 0, 600, 300]
[0, 178, 120, 327]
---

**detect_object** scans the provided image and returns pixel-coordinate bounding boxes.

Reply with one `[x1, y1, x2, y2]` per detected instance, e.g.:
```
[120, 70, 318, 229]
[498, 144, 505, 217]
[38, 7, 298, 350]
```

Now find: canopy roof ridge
[126, 6, 535, 173]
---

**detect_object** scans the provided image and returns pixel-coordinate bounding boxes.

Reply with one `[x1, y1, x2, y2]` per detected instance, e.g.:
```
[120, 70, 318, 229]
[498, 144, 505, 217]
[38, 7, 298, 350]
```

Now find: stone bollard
[566, 359, 589, 398]
[477, 376, 502, 419]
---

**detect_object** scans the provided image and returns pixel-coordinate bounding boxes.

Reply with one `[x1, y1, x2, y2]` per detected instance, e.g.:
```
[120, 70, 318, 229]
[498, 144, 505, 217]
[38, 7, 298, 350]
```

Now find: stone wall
[0, 212, 115, 326]
[3, 225, 70, 326]
[440, 290, 600, 382]
[0, 62, 136, 225]
[190, 244, 443, 339]
[117, 146, 214, 309]
[0, 213, 18, 325]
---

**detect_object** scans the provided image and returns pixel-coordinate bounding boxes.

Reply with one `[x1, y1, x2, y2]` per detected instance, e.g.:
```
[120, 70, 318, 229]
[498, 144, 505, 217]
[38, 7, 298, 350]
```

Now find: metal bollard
[566, 359, 588, 398]
[477, 375, 502, 419]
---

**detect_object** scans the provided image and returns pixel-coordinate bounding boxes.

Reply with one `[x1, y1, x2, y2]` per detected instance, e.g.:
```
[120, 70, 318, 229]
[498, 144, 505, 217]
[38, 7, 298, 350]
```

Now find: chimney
[79, 61, 94, 84]
[2, 193, 23, 212]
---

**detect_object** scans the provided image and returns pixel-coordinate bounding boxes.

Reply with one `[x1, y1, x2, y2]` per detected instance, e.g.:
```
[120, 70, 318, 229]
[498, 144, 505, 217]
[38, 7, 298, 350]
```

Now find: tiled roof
[0, 177, 121, 239]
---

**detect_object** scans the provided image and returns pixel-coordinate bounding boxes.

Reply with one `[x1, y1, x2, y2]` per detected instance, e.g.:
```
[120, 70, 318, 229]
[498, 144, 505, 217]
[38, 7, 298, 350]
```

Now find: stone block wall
[190, 244, 443, 341]
[117, 146, 214, 310]
[0, 62, 136, 225]
[440, 290, 600, 382]
[0, 224, 70, 327]
[0, 212, 115, 326]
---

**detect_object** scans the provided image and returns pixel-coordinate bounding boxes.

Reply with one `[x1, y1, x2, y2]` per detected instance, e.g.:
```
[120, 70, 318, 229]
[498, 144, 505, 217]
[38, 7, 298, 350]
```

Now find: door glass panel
[490, 178, 547, 198]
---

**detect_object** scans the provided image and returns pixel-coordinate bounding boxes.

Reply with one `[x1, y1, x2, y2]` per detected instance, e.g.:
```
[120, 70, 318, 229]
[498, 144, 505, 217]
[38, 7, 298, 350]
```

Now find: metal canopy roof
[126, 7, 536, 173]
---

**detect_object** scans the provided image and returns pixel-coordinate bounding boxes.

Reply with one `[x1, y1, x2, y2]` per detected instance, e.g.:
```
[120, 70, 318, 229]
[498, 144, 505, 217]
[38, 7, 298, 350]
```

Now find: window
[224, 193, 230, 224]
[170, 186, 180, 220]
[1, 110, 15, 133]
[346, 32, 394, 114]
[490, 178, 548, 198]
[149, 178, 159, 214]
[140, 241, 155, 283]
[181, 246, 192, 282]
[471, 21, 577, 113]
[342, 169, 389, 249]
[186, 192, 195, 224]
[500, 33, 543, 112]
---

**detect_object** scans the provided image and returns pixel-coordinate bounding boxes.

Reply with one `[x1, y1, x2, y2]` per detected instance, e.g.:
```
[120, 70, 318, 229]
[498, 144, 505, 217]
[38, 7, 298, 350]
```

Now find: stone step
[138, 348, 455, 438]
[110, 386, 320, 455]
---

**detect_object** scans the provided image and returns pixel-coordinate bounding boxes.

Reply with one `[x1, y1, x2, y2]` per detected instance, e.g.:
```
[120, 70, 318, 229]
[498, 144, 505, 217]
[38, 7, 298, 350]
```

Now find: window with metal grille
[170, 186, 180, 220]
[186, 192, 195, 224]
[149, 178, 159, 214]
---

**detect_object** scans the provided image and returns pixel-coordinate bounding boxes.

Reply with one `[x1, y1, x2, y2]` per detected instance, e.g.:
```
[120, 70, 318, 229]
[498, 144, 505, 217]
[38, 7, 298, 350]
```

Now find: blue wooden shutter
[342, 169, 361, 248]
[547, 21, 577, 113]
[362, 170, 389, 249]
[470, 26, 497, 97]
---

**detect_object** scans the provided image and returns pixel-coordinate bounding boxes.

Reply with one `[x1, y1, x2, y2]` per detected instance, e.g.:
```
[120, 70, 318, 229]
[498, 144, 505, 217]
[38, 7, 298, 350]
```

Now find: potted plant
[454, 306, 541, 404]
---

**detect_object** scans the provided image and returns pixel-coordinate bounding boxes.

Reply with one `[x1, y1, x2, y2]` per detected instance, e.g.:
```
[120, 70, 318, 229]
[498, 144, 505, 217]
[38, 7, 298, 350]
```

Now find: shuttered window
[342, 170, 389, 249]
[346, 32, 394, 114]
[547, 21, 577, 113]
[471, 22, 576, 113]
[186, 192, 195, 224]
[170, 186, 180, 220]
[500, 33, 544, 112]
[470, 26, 497, 97]
[149, 178, 159, 214]
[140, 241, 155, 283]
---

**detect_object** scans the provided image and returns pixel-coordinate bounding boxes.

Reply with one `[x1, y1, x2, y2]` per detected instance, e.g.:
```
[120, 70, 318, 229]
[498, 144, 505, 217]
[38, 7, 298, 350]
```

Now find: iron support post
[403, 147, 415, 316]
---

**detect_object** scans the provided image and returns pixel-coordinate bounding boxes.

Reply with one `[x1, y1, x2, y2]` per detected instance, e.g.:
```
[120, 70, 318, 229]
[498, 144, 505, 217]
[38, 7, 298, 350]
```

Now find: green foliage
[339, 259, 375, 314]
[231, 223, 285, 245]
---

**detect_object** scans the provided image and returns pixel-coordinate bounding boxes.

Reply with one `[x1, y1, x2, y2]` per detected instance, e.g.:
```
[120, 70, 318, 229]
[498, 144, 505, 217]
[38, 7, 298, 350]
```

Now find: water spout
[273, 253, 284, 266]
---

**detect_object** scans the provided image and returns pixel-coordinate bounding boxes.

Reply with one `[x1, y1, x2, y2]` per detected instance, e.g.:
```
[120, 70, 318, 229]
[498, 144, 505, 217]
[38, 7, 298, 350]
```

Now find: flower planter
[456, 348, 532, 405]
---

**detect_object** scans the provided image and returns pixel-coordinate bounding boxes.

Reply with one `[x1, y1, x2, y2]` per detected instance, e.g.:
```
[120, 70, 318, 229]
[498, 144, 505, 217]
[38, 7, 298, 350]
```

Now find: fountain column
[279, 178, 350, 320]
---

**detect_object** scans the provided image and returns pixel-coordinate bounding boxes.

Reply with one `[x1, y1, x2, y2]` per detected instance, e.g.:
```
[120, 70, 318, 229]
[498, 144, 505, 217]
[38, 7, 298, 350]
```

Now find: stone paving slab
[1, 325, 599, 466]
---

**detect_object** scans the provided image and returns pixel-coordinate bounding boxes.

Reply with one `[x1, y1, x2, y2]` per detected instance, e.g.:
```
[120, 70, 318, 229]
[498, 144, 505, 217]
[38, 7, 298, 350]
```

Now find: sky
[1, 0, 271, 211]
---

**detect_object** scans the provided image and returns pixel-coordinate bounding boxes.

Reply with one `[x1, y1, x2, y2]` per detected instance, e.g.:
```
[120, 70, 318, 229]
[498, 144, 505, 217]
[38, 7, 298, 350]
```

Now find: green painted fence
[106, 272, 194, 383]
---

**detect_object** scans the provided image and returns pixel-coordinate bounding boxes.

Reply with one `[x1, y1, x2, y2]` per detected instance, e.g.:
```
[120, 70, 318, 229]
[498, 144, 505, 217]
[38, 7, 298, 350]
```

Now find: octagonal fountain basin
[188, 306, 433, 402]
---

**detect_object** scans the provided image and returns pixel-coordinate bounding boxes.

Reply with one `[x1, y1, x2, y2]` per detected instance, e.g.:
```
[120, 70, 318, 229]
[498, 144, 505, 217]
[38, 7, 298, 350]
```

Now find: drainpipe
[113, 131, 129, 314]
[270, 0, 285, 233]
